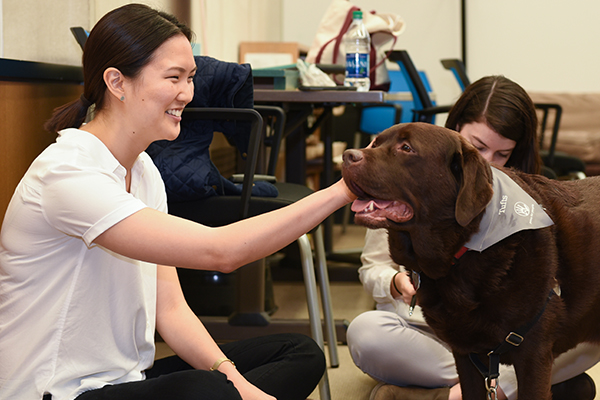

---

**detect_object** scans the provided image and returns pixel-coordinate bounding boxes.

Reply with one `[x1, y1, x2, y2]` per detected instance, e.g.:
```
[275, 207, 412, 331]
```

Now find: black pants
[71, 333, 325, 400]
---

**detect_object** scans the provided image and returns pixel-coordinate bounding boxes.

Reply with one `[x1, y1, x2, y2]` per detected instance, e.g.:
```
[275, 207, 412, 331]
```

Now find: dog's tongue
[351, 199, 393, 212]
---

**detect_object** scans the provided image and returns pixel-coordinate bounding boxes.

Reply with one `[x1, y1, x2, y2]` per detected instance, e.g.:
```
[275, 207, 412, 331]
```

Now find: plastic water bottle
[344, 10, 371, 91]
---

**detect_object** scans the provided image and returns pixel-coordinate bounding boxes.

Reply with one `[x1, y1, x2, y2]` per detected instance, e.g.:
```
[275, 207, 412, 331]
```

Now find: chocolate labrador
[342, 122, 600, 399]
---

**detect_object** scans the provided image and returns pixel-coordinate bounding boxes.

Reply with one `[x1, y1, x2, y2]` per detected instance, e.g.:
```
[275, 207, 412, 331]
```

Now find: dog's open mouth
[351, 198, 414, 224]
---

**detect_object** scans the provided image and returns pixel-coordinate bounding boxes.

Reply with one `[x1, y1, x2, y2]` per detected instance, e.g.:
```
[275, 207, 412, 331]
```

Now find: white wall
[90, 0, 175, 25]
[0, 0, 176, 66]
[466, 0, 600, 93]
[0, 0, 281, 67]
[2, 0, 89, 65]
[199, 0, 282, 63]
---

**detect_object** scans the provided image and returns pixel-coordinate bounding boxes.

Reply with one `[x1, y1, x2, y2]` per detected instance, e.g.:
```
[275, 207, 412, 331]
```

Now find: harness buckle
[505, 332, 524, 347]
[485, 377, 498, 400]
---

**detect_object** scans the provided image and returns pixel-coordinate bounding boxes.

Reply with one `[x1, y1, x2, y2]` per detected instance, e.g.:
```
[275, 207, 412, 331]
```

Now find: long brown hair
[445, 75, 541, 174]
[44, 4, 193, 133]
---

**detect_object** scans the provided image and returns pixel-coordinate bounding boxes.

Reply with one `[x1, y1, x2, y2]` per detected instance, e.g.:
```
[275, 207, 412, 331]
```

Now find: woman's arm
[359, 228, 415, 305]
[94, 179, 355, 272]
[156, 265, 275, 400]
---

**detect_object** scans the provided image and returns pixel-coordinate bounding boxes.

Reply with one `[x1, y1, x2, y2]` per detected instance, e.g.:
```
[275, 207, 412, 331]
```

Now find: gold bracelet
[210, 357, 235, 371]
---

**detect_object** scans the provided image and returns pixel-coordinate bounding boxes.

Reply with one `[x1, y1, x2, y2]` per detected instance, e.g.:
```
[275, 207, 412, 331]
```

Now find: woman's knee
[284, 333, 326, 375]
[347, 311, 405, 356]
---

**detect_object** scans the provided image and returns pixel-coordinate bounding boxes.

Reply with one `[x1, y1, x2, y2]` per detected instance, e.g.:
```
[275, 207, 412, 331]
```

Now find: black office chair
[441, 58, 586, 179]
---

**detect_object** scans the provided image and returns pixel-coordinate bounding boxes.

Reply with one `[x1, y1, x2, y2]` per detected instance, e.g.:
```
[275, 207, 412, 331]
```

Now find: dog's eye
[400, 143, 413, 153]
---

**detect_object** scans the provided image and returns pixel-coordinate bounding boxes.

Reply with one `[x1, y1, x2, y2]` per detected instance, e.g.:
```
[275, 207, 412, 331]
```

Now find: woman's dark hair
[44, 4, 193, 133]
[445, 75, 541, 174]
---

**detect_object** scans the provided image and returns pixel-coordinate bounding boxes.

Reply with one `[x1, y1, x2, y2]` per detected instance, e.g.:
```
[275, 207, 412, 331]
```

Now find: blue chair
[353, 102, 403, 148]
[352, 69, 435, 148]
[386, 69, 437, 123]
[388, 50, 452, 124]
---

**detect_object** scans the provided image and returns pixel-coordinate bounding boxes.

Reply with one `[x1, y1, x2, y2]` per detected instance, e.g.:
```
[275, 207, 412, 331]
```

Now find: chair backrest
[387, 69, 435, 123]
[180, 108, 263, 220]
[358, 104, 402, 136]
[388, 51, 435, 111]
[388, 50, 438, 123]
[533, 103, 563, 167]
[254, 106, 287, 176]
[441, 58, 470, 91]
[356, 65, 437, 141]
[70, 26, 89, 50]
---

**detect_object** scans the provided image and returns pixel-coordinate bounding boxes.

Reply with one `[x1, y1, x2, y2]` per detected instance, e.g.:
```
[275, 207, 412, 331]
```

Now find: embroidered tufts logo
[498, 195, 508, 215]
[514, 201, 531, 217]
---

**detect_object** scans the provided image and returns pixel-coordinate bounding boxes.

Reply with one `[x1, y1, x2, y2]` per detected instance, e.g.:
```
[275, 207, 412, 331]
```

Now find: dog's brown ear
[453, 142, 493, 227]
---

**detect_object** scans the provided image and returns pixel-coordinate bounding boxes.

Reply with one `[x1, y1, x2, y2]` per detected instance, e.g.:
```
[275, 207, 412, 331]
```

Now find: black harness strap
[468, 290, 555, 381]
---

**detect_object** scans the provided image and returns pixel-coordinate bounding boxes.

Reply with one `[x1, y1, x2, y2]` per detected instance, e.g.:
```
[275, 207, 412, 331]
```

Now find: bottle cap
[353, 10, 363, 19]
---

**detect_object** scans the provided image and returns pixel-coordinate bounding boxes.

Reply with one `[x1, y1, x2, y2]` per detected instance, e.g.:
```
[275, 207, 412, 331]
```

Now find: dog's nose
[343, 149, 364, 165]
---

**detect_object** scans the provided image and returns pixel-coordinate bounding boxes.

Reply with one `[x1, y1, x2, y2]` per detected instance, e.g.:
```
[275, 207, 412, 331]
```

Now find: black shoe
[551, 373, 596, 400]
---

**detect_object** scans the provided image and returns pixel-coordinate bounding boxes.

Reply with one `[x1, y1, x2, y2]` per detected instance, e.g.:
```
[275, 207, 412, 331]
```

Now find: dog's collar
[452, 246, 469, 265]
[463, 167, 554, 252]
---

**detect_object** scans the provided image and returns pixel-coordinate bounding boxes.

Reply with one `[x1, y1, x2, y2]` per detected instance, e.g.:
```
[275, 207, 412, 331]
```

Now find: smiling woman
[0, 3, 357, 400]
[86, 33, 197, 152]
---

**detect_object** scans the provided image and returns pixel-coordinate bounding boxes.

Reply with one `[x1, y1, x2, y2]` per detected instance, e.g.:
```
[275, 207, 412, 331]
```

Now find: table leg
[321, 108, 335, 253]
[285, 124, 307, 185]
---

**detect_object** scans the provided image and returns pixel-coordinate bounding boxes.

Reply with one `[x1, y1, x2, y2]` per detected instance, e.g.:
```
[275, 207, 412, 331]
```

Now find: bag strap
[315, 5, 360, 64]
[369, 32, 397, 73]
[315, 37, 337, 64]
[369, 32, 397, 90]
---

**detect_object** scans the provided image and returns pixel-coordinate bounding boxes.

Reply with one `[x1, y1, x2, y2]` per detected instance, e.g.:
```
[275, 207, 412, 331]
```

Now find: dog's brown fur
[342, 123, 600, 399]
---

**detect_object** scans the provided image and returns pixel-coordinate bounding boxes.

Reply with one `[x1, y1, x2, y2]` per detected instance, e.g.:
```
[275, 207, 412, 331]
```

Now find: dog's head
[342, 123, 493, 232]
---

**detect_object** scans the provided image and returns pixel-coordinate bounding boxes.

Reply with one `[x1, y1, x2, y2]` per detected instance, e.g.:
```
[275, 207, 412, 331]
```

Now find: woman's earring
[120, 96, 125, 102]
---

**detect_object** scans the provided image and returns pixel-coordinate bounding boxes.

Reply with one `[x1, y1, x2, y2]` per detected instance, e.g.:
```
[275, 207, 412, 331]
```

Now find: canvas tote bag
[306, 0, 405, 91]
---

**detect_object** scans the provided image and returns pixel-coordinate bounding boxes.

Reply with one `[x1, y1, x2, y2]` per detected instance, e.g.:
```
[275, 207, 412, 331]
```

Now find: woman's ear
[103, 67, 125, 103]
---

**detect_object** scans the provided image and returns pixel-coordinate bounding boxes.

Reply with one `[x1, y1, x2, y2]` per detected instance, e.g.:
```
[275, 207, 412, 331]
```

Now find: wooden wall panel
[0, 81, 83, 223]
